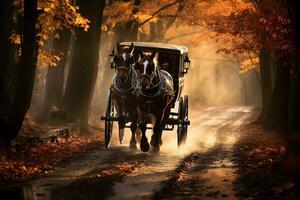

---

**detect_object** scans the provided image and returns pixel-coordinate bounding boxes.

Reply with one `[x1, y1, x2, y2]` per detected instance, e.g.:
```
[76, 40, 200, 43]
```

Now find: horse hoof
[150, 137, 162, 147]
[140, 137, 150, 152]
[129, 140, 137, 149]
[150, 135, 155, 147]
[152, 146, 160, 153]
[150, 139, 154, 147]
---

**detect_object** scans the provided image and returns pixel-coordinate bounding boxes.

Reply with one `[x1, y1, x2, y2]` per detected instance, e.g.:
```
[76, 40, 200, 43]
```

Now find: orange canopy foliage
[181, 0, 293, 54]
[11, 0, 89, 66]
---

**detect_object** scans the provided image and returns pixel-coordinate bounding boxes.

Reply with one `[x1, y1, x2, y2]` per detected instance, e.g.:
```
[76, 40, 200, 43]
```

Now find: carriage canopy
[120, 42, 188, 55]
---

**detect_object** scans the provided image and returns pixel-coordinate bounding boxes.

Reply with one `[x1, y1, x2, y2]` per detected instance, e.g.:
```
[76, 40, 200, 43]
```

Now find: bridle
[138, 58, 156, 87]
[113, 64, 137, 96]
[114, 53, 134, 80]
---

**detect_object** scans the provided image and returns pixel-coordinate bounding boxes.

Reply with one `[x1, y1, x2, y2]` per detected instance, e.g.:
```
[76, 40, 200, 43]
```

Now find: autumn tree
[43, 30, 72, 120]
[0, 0, 90, 151]
[179, 0, 293, 130]
[0, 0, 38, 151]
[62, 0, 106, 130]
[37, 0, 89, 121]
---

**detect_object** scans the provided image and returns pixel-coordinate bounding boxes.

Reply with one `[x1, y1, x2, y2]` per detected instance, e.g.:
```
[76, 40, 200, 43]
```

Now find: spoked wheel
[182, 95, 189, 143]
[177, 95, 189, 147]
[105, 90, 114, 148]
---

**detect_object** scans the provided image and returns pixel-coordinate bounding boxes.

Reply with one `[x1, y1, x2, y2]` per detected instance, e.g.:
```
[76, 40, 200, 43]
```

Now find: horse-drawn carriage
[101, 42, 190, 152]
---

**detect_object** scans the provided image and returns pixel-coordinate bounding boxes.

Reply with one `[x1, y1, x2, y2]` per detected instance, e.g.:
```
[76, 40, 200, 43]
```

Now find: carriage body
[101, 42, 190, 148]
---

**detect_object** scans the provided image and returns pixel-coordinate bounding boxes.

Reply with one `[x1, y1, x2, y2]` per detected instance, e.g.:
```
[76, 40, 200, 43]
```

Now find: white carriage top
[120, 42, 189, 55]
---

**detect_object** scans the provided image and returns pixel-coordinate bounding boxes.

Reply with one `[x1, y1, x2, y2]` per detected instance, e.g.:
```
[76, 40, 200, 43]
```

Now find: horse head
[113, 42, 135, 83]
[135, 50, 158, 89]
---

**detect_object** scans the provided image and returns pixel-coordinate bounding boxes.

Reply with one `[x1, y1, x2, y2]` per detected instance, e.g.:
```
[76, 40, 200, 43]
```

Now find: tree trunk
[288, 0, 300, 133]
[62, 0, 105, 130]
[257, 50, 273, 123]
[0, 0, 38, 146]
[43, 30, 71, 120]
[115, 0, 141, 42]
[263, 52, 290, 131]
[0, 0, 12, 113]
[283, 1, 300, 198]
[157, 1, 185, 42]
[0, 0, 12, 151]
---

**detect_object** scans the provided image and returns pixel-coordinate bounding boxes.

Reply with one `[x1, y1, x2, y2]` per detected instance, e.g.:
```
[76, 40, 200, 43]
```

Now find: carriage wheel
[177, 95, 189, 147]
[105, 90, 114, 148]
[177, 97, 184, 147]
[182, 95, 189, 144]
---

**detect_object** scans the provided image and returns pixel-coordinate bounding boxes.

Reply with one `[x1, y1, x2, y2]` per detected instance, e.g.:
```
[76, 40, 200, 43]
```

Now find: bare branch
[138, 0, 184, 27]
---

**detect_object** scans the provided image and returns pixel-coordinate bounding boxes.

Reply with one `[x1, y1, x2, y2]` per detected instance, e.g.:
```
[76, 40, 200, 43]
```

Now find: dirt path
[20, 106, 253, 200]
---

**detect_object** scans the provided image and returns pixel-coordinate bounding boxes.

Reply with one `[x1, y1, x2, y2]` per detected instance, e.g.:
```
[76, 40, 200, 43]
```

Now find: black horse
[134, 50, 174, 152]
[111, 43, 140, 148]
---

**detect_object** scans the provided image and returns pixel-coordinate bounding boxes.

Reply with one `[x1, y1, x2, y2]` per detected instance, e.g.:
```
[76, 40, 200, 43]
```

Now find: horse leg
[152, 113, 163, 152]
[150, 115, 163, 147]
[129, 119, 137, 149]
[135, 127, 141, 144]
[150, 115, 157, 147]
[151, 128, 163, 147]
[152, 122, 163, 152]
[139, 114, 150, 152]
[116, 101, 125, 144]
[151, 102, 171, 151]
[156, 101, 172, 148]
